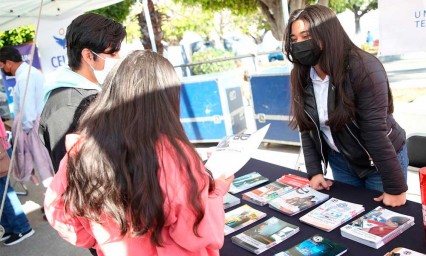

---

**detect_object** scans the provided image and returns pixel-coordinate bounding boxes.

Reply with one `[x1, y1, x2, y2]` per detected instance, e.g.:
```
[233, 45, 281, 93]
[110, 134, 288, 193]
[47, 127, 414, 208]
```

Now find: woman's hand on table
[310, 174, 333, 191]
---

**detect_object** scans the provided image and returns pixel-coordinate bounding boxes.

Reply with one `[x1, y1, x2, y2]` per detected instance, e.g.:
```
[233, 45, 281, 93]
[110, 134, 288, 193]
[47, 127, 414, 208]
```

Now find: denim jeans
[0, 148, 32, 234]
[328, 144, 408, 192]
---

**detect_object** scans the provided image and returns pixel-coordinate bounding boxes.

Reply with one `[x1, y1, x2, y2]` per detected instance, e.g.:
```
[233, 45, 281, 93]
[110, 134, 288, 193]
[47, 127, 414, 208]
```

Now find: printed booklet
[205, 124, 270, 179]
[232, 216, 299, 255]
[223, 193, 241, 209]
[299, 198, 364, 232]
[224, 204, 267, 235]
[228, 171, 269, 194]
[277, 174, 310, 188]
[384, 247, 426, 256]
[269, 186, 329, 216]
[340, 206, 415, 249]
[242, 181, 295, 206]
[274, 234, 348, 256]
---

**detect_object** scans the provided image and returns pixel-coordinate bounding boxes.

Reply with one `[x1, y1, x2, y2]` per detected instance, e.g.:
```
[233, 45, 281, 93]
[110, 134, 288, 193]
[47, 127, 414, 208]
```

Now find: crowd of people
[0, 4, 410, 256]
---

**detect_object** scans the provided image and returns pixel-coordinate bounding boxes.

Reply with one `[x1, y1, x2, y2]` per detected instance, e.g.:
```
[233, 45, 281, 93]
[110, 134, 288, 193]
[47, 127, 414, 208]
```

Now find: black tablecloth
[219, 158, 426, 256]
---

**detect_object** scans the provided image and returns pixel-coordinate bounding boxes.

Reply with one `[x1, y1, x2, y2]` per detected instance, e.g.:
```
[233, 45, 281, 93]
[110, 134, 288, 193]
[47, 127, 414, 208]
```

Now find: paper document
[205, 124, 270, 179]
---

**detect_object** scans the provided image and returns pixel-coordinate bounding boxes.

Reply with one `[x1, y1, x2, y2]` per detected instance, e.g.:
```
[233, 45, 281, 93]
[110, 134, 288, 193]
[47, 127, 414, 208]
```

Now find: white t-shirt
[310, 67, 339, 152]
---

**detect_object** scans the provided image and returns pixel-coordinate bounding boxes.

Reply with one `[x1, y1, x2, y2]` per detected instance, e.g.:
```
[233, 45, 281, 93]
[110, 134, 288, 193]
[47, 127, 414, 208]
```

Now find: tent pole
[142, 0, 157, 52]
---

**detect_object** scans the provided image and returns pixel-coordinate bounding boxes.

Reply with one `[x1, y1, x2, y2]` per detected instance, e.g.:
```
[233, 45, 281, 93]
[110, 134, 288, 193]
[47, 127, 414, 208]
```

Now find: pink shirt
[44, 134, 228, 256]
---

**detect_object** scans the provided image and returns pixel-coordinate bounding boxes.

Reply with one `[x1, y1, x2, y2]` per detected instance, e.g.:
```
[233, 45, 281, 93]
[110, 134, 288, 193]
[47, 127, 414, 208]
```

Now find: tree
[138, 0, 165, 55]
[0, 25, 35, 48]
[330, 0, 378, 34]
[89, 0, 133, 23]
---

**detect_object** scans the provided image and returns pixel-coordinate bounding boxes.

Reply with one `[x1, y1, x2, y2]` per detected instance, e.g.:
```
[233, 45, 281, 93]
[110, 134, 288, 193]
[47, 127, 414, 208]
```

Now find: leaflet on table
[299, 197, 365, 232]
[223, 193, 241, 209]
[384, 247, 426, 256]
[242, 181, 294, 206]
[340, 206, 415, 249]
[205, 124, 270, 179]
[228, 171, 269, 194]
[231, 216, 299, 255]
[269, 186, 329, 216]
[276, 174, 310, 188]
[274, 234, 347, 256]
[224, 204, 267, 235]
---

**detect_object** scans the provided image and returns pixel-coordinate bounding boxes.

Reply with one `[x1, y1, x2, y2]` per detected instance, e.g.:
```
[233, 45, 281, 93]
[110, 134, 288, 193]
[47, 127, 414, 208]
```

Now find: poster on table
[0, 44, 42, 118]
[379, 0, 426, 55]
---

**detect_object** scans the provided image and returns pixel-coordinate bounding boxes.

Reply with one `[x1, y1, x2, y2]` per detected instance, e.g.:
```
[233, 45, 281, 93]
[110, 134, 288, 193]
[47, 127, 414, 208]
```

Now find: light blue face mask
[89, 50, 121, 84]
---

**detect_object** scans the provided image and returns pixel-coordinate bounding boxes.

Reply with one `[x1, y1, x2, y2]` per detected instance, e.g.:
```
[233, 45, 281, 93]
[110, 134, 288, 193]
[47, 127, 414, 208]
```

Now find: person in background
[0, 46, 54, 186]
[0, 118, 35, 246]
[39, 13, 126, 173]
[44, 50, 233, 256]
[283, 5, 408, 207]
[366, 31, 374, 47]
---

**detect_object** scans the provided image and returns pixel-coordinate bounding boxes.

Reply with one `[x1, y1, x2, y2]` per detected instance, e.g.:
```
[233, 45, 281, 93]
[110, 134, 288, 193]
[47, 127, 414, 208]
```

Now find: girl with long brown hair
[284, 5, 408, 207]
[44, 50, 233, 255]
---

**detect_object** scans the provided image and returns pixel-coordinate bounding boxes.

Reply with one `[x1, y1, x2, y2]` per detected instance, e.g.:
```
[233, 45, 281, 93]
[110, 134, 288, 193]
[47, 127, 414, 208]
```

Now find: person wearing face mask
[0, 46, 54, 187]
[283, 5, 408, 207]
[39, 13, 126, 174]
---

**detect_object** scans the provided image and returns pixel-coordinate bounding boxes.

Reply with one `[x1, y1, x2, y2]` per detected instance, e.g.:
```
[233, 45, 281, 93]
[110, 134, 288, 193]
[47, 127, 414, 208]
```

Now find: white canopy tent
[0, 0, 124, 32]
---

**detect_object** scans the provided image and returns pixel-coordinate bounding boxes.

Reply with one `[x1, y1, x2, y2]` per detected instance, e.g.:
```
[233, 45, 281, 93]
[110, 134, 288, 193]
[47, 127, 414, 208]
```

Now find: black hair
[0, 46, 23, 63]
[66, 13, 126, 70]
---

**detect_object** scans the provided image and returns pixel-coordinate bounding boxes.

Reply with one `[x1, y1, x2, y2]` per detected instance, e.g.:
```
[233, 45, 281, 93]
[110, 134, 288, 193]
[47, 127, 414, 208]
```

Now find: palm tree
[138, 0, 164, 55]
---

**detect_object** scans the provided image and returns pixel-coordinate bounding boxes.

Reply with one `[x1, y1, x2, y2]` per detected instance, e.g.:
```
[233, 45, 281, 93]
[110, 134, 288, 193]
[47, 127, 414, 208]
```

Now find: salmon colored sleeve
[44, 155, 96, 249]
[164, 157, 228, 253]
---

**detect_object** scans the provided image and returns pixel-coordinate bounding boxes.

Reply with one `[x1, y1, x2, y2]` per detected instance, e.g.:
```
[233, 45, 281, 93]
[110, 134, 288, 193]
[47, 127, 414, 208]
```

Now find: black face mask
[1, 68, 13, 77]
[290, 39, 322, 66]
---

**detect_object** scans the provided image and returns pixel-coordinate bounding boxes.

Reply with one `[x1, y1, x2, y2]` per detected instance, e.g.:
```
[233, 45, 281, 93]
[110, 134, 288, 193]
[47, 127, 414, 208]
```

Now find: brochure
[299, 197, 364, 232]
[232, 216, 299, 255]
[242, 181, 294, 206]
[205, 124, 270, 179]
[277, 174, 310, 188]
[224, 204, 267, 235]
[269, 186, 329, 216]
[384, 247, 426, 256]
[341, 206, 415, 249]
[275, 234, 348, 256]
[228, 171, 269, 194]
[223, 192, 241, 209]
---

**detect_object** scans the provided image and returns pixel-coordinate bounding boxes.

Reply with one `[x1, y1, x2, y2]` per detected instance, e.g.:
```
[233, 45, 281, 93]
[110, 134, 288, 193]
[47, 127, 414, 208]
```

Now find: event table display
[219, 158, 426, 256]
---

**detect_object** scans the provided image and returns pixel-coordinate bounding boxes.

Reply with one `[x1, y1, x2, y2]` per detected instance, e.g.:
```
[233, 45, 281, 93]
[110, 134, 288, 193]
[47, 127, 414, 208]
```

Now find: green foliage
[0, 25, 35, 48]
[159, 2, 214, 44]
[174, 0, 258, 15]
[89, 0, 133, 23]
[191, 48, 236, 75]
[330, 0, 378, 14]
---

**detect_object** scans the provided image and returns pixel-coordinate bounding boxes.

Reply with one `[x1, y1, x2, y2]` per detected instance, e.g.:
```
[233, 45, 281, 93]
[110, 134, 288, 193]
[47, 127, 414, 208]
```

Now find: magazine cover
[205, 124, 270, 179]
[269, 186, 329, 216]
[232, 216, 300, 255]
[274, 234, 347, 256]
[223, 193, 241, 209]
[229, 171, 269, 194]
[277, 174, 310, 188]
[224, 204, 267, 235]
[299, 198, 364, 232]
[340, 206, 415, 249]
[384, 247, 426, 256]
[242, 181, 295, 206]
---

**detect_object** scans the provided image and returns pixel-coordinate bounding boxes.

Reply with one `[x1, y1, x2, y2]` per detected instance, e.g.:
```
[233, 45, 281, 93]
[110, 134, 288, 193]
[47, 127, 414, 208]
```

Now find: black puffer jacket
[301, 50, 407, 195]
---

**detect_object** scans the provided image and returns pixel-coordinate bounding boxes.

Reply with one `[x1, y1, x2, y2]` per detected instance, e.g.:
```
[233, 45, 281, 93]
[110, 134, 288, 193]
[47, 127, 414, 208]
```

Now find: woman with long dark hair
[283, 5, 408, 207]
[44, 50, 233, 255]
